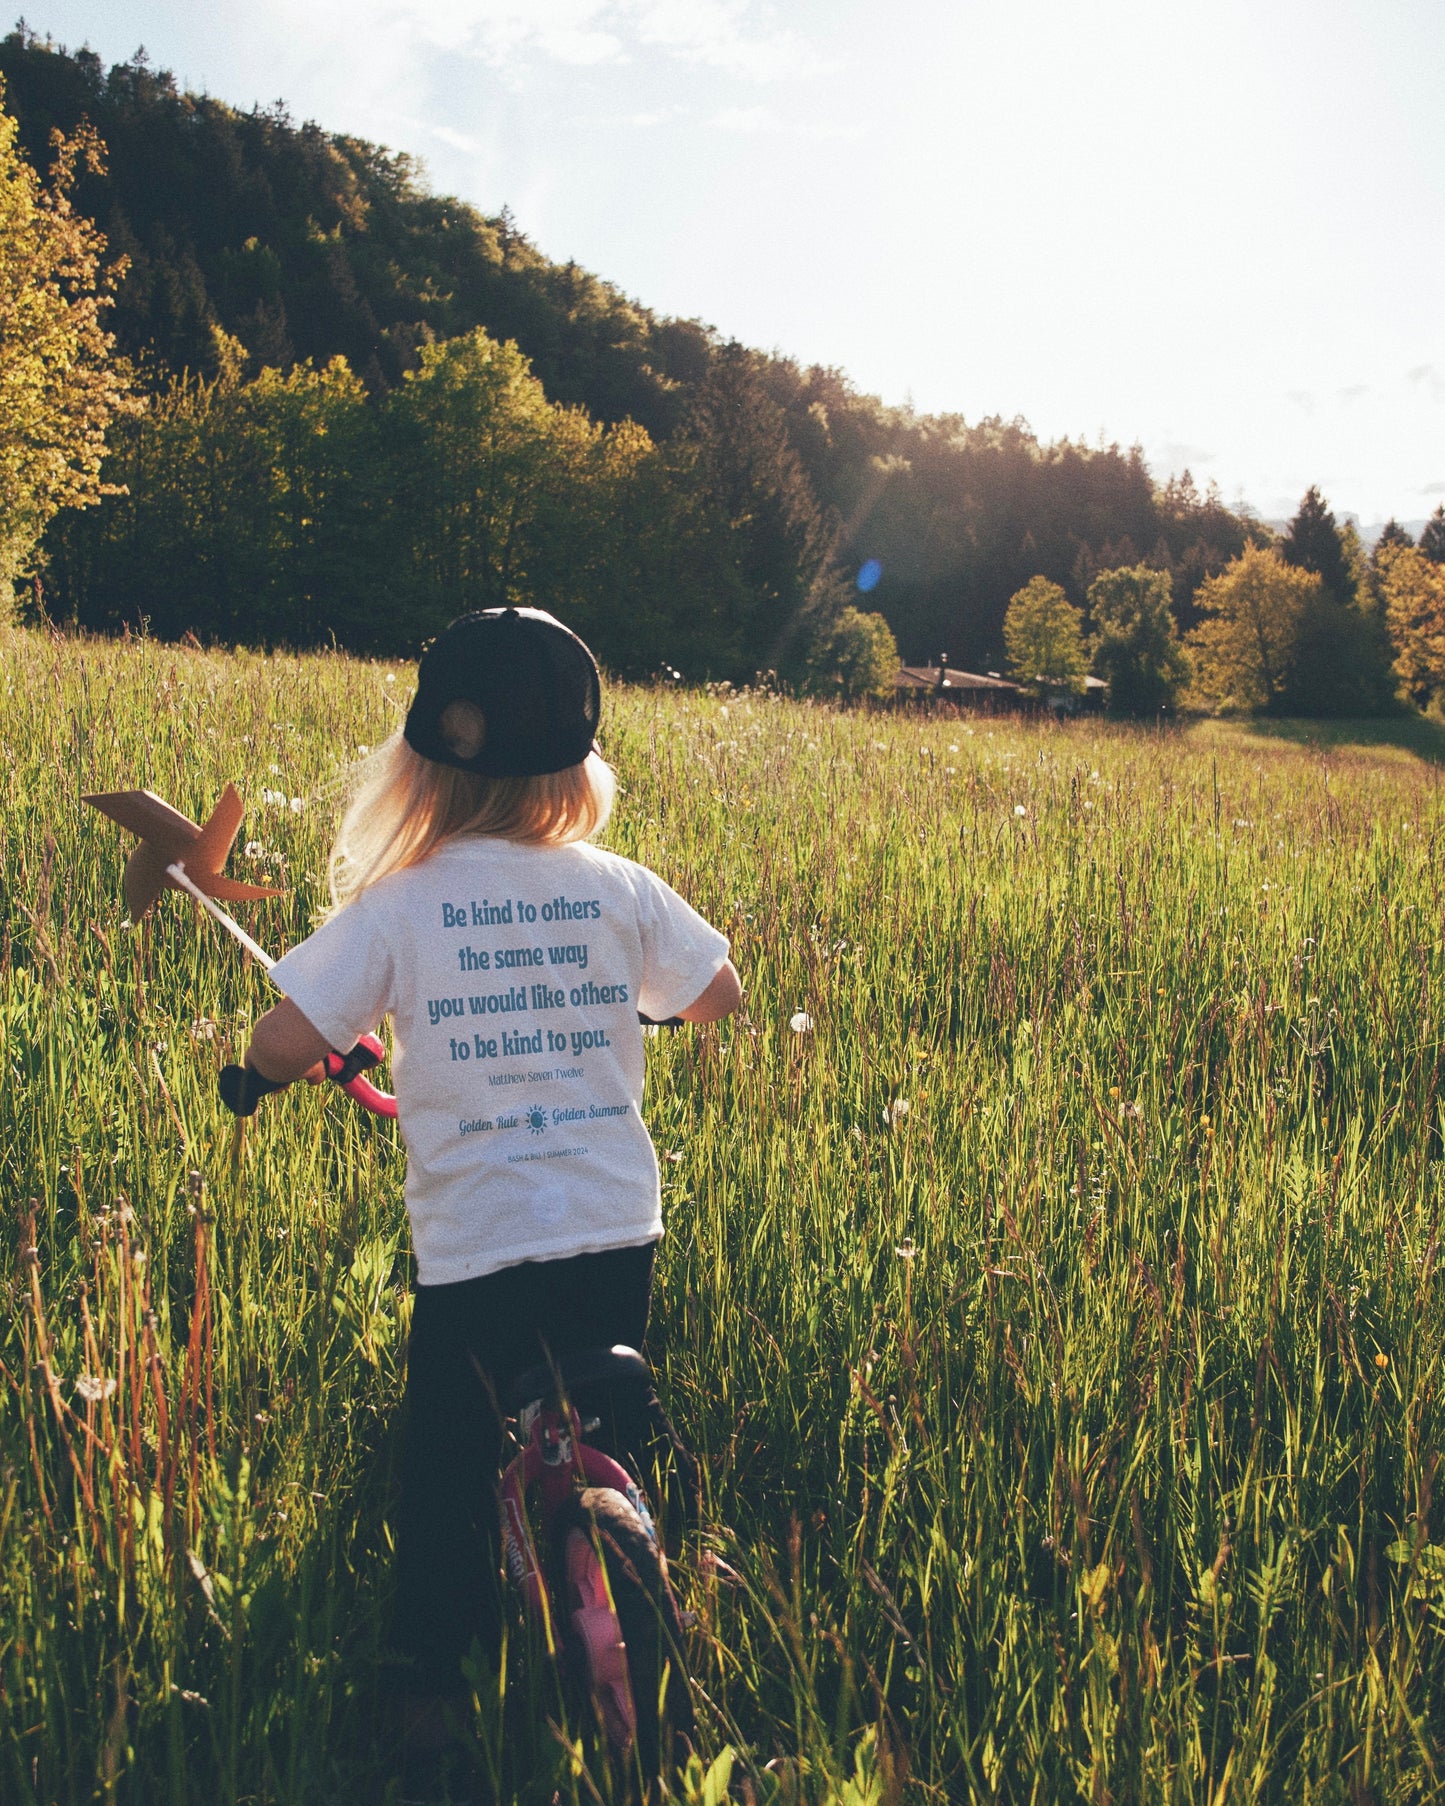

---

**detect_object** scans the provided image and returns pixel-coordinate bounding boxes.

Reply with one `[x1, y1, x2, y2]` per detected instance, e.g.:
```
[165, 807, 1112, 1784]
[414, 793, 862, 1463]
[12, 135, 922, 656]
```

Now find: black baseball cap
[403, 608, 601, 776]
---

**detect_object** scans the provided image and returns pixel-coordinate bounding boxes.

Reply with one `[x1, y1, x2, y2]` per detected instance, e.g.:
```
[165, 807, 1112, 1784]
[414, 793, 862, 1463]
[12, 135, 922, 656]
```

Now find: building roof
[896, 664, 1024, 693]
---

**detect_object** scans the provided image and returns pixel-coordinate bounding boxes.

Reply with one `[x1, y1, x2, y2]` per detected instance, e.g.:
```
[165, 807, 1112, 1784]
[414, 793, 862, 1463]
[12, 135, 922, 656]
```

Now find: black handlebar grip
[324, 1039, 385, 1085]
[218, 1063, 287, 1117]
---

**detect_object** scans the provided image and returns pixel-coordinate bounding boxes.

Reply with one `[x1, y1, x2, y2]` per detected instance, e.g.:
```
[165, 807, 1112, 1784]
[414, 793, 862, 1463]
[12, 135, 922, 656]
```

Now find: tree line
[999, 489, 1445, 717]
[4, 25, 1443, 716]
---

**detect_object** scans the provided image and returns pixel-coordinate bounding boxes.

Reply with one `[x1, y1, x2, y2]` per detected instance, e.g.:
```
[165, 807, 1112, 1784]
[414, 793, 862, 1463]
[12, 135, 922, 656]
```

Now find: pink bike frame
[498, 1400, 656, 1651]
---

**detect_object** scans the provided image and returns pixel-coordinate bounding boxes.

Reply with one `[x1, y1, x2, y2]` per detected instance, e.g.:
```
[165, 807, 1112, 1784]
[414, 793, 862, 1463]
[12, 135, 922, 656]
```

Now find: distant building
[895, 660, 1025, 706]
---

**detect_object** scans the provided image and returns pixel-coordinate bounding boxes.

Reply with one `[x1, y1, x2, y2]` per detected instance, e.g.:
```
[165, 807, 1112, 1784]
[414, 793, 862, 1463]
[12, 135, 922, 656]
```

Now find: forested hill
[0, 25, 1257, 671]
[0, 28, 705, 434]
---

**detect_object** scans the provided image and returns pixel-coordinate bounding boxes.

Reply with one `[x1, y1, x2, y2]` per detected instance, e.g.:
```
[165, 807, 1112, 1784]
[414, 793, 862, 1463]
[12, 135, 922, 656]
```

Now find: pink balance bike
[499, 1345, 695, 1785]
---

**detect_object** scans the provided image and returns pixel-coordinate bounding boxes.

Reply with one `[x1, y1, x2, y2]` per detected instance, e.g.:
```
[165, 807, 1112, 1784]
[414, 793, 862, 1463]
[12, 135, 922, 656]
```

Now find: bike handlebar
[222, 1015, 686, 1121]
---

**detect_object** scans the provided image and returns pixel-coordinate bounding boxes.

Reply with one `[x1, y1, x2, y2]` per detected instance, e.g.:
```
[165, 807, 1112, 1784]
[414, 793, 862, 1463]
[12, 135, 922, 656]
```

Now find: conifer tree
[1281, 486, 1354, 604]
[1420, 504, 1445, 565]
[1373, 519, 1414, 560]
[683, 342, 847, 678]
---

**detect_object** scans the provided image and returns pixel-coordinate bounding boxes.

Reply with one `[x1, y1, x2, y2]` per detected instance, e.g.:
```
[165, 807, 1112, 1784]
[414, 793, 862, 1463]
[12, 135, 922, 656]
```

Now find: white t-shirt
[270, 837, 729, 1285]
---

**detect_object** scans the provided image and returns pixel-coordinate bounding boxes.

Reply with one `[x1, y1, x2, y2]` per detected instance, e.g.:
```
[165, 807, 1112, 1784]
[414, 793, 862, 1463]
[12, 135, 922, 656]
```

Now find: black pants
[391, 1240, 698, 1691]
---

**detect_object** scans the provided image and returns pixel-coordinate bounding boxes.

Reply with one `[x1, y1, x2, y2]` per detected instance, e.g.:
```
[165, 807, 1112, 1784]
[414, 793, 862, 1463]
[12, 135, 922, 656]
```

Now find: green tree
[544, 418, 744, 679]
[48, 333, 377, 643]
[1003, 576, 1087, 693]
[0, 81, 130, 604]
[383, 327, 600, 639]
[1379, 543, 1445, 708]
[1187, 544, 1320, 712]
[1274, 591, 1397, 716]
[1087, 564, 1190, 715]
[811, 606, 899, 702]
[1281, 486, 1354, 604]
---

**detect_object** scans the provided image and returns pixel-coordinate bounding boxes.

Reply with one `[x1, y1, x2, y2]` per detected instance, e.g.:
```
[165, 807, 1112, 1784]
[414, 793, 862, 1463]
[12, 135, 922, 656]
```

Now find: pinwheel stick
[166, 860, 275, 970]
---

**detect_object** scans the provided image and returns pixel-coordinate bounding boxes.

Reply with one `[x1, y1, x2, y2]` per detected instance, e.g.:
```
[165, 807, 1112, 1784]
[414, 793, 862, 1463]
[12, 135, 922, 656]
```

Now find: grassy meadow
[3, 627, 1445, 1803]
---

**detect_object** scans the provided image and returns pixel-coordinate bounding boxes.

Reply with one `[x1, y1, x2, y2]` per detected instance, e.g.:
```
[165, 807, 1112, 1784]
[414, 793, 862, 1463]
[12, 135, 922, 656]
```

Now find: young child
[223, 606, 740, 1734]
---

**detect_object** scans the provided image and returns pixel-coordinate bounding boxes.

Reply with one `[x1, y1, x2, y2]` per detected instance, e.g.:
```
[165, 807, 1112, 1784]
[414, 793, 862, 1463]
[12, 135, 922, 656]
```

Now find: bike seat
[505, 1344, 652, 1416]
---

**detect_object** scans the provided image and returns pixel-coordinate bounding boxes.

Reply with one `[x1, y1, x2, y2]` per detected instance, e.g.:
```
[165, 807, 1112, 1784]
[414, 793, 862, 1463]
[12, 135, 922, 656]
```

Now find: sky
[20, 0, 1445, 528]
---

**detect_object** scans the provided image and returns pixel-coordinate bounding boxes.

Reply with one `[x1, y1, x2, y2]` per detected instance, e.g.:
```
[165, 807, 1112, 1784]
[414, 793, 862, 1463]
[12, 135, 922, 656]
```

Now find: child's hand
[218, 1063, 287, 1116]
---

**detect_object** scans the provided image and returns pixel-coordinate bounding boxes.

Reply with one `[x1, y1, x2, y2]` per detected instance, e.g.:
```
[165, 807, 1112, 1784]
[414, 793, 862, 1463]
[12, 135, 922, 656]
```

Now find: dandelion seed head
[789, 1011, 814, 1034]
[884, 1097, 911, 1127]
[1014, 804, 1027, 817]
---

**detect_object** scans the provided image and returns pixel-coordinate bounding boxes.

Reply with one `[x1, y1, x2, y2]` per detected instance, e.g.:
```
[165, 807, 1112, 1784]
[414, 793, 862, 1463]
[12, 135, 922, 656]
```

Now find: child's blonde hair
[328, 729, 615, 911]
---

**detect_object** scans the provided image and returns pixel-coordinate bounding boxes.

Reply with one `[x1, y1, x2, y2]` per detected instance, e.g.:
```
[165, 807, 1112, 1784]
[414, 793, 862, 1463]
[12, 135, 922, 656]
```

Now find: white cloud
[271, 0, 815, 82]
[1406, 364, 1445, 404]
[1154, 440, 1216, 471]
[431, 125, 483, 154]
[711, 104, 780, 132]
[534, 27, 624, 65]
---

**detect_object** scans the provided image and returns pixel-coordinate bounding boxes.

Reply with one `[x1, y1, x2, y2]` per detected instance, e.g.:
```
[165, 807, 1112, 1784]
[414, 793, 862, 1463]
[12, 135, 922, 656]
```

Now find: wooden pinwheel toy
[84, 783, 395, 1117]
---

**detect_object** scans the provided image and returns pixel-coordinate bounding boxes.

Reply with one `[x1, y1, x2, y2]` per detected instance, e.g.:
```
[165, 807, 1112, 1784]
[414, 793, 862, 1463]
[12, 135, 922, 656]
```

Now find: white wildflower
[189, 1018, 218, 1042]
[244, 841, 264, 858]
[76, 1374, 117, 1405]
[289, 796, 304, 813]
[1014, 804, 1027, 817]
[261, 787, 286, 807]
[884, 1097, 911, 1128]
[789, 1011, 814, 1034]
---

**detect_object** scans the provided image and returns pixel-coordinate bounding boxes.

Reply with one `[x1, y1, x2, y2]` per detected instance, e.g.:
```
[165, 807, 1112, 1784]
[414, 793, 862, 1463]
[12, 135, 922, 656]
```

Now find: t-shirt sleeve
[269, 892, 397, 1051]
[631, 865, 731, 1023]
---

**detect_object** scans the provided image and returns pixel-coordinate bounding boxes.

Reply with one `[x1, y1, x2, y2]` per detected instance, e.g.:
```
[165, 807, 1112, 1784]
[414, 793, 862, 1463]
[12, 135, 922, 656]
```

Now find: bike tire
[550, 1486, 695, 1785]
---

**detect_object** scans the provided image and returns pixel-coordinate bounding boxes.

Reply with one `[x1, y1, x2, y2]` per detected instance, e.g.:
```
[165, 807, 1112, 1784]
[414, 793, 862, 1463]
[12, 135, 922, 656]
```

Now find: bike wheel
[550, 1485, 695, 1786]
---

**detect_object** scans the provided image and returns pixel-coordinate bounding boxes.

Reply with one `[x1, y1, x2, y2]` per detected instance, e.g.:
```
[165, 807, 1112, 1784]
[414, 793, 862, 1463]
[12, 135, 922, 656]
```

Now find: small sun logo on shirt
[527, 1106, 547, 1135]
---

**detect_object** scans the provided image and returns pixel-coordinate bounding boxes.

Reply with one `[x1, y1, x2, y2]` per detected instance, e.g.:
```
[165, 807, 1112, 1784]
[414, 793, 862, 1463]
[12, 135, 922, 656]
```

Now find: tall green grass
[2, 627, 1444, 1803]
